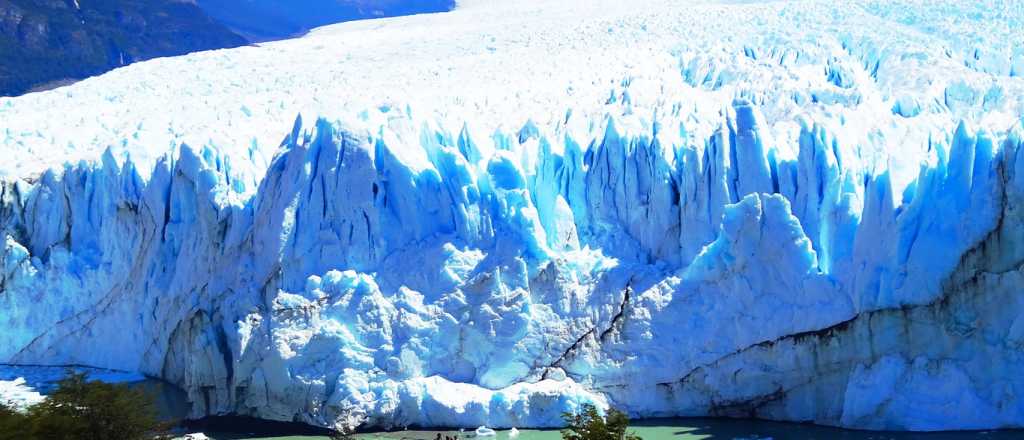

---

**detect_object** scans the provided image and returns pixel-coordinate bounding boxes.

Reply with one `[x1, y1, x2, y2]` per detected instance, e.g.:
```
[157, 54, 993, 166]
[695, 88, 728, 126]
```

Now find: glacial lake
[2, 366, 1020, 440]
[206, 418, 1024, 440]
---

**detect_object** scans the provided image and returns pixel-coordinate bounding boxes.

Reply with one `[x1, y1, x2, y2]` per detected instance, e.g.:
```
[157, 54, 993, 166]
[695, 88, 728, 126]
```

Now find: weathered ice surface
[2, 110, 1022, 430]
[1, 0, 1024, 433]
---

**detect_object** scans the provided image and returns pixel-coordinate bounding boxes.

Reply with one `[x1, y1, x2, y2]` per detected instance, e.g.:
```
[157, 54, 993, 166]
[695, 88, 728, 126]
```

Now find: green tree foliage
[0, 371, 169, 440]
[0, 401, 31, 440]
[561, 404, 642, 440]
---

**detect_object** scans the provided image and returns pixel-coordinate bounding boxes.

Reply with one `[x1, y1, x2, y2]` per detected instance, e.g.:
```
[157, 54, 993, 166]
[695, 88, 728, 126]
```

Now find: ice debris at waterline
[2, 0, 1024, 433]
[0, 378, 44, 410]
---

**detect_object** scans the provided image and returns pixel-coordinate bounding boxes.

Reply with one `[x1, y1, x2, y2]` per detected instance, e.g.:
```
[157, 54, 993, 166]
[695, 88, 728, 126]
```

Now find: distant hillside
[0, 0, 248, 97]
[196, 0, 454, 41]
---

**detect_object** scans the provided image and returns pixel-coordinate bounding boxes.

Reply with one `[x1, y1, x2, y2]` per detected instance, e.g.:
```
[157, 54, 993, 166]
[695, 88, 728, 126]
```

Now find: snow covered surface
[1, 0, 1024, 432]
[3, 0, 1021, 188]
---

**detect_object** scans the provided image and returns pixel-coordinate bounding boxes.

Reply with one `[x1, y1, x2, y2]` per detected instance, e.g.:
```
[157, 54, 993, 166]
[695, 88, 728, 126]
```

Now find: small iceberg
[509, 427, 520, 437]
[475, 426, 496, 437]
[0, 377, 45, 410]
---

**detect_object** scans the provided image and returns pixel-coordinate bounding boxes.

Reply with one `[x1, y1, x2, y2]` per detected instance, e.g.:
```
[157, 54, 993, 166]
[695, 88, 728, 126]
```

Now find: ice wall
[2, 95, 1022, 431]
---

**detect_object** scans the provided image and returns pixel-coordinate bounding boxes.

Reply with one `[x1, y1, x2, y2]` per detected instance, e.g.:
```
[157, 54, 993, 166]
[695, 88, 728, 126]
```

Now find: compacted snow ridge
[1, 0, 1024, 432]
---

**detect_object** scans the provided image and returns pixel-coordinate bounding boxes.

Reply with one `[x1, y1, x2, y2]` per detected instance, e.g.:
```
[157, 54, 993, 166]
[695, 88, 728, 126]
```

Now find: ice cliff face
[2, 0, 1024, 433]
[2, 106, 1023, 430]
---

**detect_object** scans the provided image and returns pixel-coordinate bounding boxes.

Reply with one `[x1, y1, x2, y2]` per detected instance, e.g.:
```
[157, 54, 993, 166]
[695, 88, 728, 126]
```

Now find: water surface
[4, 366, 1018, 440]
[0, 364, 189, 420]
[208, 418, 1023, 440]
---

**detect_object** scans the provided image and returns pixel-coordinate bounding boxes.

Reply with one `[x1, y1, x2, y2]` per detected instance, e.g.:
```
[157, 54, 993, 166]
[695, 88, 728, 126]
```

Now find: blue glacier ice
[2, 97, 1023, 430]
[1, 0, 1024, 433]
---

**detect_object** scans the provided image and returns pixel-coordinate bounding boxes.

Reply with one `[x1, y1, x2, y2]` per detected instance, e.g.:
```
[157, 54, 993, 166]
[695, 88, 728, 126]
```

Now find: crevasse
[1, 99, 1023, 431]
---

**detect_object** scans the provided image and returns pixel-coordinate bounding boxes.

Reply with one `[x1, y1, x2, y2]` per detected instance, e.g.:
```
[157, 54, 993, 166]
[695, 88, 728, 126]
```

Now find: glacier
[2, 0, 1024, 433]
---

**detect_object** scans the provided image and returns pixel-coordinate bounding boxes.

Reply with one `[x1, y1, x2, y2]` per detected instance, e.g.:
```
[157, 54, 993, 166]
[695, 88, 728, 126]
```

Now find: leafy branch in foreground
[561, 403, 641, 440]
[0, 401, 31, 440]
[1, 371, 170, 440]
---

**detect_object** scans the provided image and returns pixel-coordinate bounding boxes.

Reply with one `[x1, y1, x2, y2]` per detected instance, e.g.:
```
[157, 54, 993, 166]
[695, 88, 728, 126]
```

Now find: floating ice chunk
[0, 378, 44, 410]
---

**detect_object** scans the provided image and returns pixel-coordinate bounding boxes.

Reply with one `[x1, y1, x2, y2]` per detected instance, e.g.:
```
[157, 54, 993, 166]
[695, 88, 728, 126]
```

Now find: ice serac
[2, 93, 1023, 431]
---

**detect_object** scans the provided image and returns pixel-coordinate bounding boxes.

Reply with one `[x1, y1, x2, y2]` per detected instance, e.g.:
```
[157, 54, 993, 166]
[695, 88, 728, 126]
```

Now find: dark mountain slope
[0, 0, 248, 96]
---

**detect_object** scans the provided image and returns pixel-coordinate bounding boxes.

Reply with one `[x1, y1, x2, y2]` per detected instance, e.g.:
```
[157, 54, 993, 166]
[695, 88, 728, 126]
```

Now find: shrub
[0, 401, 31, 440]
[24, 371, 168, 440]
[561, 404, 641, 440]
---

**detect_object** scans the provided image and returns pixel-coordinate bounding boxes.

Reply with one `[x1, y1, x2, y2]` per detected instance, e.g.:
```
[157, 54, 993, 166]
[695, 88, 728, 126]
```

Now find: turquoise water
[0, 365, 190, 421]
[4, 367, 1019, 440]
[206, 418, 1023, 440]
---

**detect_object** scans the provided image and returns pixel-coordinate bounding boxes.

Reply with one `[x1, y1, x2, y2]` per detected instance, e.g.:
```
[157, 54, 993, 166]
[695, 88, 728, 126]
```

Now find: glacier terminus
[2, 0, 1024, 433]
